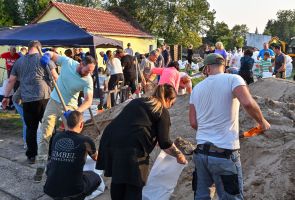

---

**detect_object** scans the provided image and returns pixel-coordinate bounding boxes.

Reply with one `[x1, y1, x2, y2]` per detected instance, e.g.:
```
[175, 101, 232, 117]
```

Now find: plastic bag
[83, 156, 105, 200]
[142, 151, 186, 200]
[286, 62, 293, 78]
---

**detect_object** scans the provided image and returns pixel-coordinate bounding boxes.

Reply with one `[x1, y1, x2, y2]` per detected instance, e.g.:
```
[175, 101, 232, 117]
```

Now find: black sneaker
[34, 168, 45, 183]
[27, 157, 36, 164]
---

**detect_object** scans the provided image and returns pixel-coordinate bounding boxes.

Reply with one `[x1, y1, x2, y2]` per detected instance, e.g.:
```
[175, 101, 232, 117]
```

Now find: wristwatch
[3, 96, 10, 99]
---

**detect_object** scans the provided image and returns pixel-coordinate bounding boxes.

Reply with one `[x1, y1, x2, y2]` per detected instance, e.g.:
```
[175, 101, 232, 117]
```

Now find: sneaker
[27, 157, 35, 164]
[34, 168, 45, 183]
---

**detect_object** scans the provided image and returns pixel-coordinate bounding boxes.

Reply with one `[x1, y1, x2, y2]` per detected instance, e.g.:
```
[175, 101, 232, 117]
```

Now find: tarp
[0, 19, 122, 48]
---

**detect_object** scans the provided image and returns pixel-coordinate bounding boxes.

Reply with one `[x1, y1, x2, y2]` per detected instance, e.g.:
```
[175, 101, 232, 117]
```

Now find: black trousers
[52, 171, 101, 200]
[110, 183, 142, 200]
[124, 79, 136, 94]
[23, 99, 49, 159]
[108, 73, 124, 107]
[238, 71, 254, 85]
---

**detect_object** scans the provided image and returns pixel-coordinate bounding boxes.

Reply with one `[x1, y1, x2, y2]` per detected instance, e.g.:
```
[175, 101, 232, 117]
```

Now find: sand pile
[83, 78, 294, 200]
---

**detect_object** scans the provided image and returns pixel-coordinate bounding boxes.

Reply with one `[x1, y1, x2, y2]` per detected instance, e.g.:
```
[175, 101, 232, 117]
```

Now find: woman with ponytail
[96, 84, 187, 200]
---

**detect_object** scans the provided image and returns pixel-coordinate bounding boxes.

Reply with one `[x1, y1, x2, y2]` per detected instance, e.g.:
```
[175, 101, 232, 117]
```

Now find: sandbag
[83, 156, 105, 200]
[142, 151, 186, 200]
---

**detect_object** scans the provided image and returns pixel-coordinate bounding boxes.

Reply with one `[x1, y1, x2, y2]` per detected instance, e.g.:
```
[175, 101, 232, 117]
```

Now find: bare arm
[50, 68, 59, 81]
[90, 151, 98, 161]
[1, 75, 17, 109]
[46, 51, 59, 63]
[278, 55, 286, 72]
[233, 85, 270, 130]
[76, 92, 93, 112]
[4, 75, 17, 97]
[163, 143, 187, 164]
[189, 104, 198, 130]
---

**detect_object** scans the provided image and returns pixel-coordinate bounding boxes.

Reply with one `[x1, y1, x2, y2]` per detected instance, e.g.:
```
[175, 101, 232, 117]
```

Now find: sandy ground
[84, 77, 295, 200]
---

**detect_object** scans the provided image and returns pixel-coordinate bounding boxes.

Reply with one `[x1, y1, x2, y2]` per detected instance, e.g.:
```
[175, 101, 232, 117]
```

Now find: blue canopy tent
[0, 19, 122, 48]
[0, 19, 123, 92]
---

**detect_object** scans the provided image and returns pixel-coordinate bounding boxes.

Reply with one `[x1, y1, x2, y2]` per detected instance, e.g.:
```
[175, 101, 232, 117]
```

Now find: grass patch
[191, 77, 205, 87]
[0, 111, 23, 130]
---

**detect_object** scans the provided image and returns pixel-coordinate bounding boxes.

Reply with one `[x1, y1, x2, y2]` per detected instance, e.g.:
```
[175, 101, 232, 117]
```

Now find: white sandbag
[83, 156, 105, 200]
[262, 72, 273, 78]
[286, 62, 293, 78]
[286, 55, 292, 64]
[142, 151, 186, 200]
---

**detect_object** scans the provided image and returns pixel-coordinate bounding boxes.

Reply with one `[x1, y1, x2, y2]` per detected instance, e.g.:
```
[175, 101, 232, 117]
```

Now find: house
[32, 1, 157, 55]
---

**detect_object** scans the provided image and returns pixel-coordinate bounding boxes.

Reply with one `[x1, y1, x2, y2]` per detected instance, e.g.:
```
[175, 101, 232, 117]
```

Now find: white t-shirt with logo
[189, 73, 246, 149]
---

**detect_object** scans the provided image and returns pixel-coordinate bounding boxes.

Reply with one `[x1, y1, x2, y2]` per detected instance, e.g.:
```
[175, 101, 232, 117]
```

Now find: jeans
[23, 99, 49, 159]
[13, 102, 27, 145]
[193, 151, 244, 200]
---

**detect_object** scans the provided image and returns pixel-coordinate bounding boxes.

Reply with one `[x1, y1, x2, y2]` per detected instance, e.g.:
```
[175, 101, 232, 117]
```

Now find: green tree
[59, 0, 101, 8]
[0, 0, 13, 26]
[104, 0, 215, 48]
[255, 27, 259, 34]
[206, 22, 249, 49]
[22, 0, 50, 23]
[0, 0, 24, 26]
[4, 0, 24, 25]
[263, 10, 295, 42]
[231, 24, 249, 48]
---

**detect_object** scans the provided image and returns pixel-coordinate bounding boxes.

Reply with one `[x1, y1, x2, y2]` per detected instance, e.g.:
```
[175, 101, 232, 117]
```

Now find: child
[179, 72, 192, 94]
[97, 67, 108, 110]
[259, 51, 272, 78]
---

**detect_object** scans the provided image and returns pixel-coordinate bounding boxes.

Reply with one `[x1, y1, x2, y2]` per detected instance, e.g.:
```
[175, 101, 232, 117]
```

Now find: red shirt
[0, 52, 20, 71]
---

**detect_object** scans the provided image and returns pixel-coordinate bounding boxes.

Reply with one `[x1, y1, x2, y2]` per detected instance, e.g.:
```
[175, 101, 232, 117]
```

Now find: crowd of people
[0, 38, 290, 200]
[204, 41, 292, 84]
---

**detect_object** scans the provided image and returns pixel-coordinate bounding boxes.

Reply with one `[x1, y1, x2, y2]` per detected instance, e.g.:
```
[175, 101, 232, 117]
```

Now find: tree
[0, 0, 24, 26]
[231, 24, 249, 48]
[205, 22, 249, 50]
[255, 27, 259, 34]
[58, 0, 101, 8]
[0, 0, 13, 26]
[103, 0, 215, 48]
[263, 10, 295, 42]
[22, 0, 50, 24]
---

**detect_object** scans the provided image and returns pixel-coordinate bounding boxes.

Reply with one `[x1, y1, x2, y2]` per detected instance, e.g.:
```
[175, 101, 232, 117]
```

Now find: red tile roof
[33, 1, 153, 38]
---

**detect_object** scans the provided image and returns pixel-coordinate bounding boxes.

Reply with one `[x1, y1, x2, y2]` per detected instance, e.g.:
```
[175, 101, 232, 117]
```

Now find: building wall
[105, 35, 157, 54]
[37, 7, 69, 23]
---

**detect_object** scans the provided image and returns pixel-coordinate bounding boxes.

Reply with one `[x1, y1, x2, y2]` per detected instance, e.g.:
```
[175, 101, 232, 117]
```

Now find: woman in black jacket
[239, 49, 255, 84]
[96, 84, 187, 200]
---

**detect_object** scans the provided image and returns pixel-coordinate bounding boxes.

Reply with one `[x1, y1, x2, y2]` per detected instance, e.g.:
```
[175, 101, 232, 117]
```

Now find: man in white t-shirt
[189, 53, 270, 200]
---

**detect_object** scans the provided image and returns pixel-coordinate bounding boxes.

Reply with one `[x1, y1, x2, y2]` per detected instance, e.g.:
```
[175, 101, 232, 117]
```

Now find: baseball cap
[204, 53, 225, 65]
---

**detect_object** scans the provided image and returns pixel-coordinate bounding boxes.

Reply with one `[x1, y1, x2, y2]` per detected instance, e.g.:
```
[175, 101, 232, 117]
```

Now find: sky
[207, 0, 295, 33]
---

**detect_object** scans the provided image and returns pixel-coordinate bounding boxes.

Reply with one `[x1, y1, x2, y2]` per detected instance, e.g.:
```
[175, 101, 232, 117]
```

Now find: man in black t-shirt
[43, 111, 101, 199]
[273, 45, 286, 79]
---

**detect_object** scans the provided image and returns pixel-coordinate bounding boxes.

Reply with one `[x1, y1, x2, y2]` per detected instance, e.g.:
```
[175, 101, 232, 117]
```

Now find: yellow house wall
[37, 7, 69, 23]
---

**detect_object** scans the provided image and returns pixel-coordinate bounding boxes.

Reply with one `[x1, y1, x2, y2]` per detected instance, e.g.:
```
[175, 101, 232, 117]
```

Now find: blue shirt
[257, 49, 274, 58]
[103, 54, 108, 64]
[51, 56, 93, 107]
